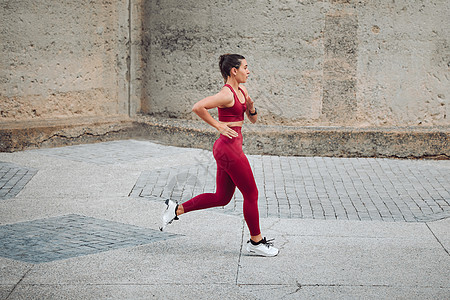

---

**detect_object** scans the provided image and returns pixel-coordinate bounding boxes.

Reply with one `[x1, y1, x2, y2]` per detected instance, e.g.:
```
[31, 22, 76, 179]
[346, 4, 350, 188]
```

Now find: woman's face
[234, 59, 250, 83]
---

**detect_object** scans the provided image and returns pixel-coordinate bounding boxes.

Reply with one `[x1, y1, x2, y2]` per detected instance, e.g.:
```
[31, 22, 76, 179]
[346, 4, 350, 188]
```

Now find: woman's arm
[192, 89, 239, 139]
[241, 86, 257, 123]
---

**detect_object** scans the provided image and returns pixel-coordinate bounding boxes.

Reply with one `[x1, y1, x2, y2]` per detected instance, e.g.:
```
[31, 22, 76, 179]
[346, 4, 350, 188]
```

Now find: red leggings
[182, 127, 261, 236]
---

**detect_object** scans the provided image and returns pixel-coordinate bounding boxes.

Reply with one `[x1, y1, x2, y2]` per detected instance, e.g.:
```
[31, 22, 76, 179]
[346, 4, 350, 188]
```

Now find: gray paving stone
[0, 162, 37, 200]
[31, 140, 199, 165]
[0, 214, 178, 264]
[130, 155, 450, 223]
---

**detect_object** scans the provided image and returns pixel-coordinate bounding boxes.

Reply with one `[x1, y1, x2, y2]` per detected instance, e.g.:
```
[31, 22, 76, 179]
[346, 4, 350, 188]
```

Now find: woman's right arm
[192, 89, 238, 139]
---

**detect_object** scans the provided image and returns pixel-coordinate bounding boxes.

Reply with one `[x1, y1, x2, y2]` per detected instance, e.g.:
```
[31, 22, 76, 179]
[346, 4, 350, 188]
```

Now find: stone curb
[1, 115, 449, 159]
[0, 116, 137, 152]
[132, 116, 450, 159]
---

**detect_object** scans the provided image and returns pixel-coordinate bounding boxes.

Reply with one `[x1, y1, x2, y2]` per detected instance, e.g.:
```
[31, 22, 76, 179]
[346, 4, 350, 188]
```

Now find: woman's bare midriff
[220, 121, 243, 127]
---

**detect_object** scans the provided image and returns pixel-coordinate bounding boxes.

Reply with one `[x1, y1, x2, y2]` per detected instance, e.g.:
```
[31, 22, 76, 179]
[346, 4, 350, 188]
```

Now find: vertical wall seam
[128, 0, 132, 117]
[322, 5, 358, 124]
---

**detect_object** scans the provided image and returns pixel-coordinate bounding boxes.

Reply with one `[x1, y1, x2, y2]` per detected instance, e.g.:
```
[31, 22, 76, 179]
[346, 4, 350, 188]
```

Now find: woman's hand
[245, 93, 257, 123]
[217, 123, 238, 139]
[246, 94, 255, 113]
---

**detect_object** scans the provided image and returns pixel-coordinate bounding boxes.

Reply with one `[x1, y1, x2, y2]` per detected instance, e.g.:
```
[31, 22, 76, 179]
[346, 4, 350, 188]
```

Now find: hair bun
[218, 54, 245, 83]
[219, 54, 229, 67]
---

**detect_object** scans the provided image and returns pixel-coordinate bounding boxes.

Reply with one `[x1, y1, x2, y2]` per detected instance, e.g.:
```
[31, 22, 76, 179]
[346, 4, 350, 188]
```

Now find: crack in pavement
[426, 222, 450, 256]
[6, 266, 33, 300]
[235, 219, 246, 285]
[264, 219, 290, 249]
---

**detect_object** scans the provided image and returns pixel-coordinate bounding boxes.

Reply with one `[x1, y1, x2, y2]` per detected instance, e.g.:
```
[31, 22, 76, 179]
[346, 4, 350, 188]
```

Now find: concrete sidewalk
[0, 140, 449, 299]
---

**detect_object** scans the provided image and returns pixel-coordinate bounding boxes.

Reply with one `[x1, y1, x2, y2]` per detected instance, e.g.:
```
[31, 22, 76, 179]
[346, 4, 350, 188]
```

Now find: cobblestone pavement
[14, 140, 450, 223]
[130, 152, 450, 223]
[0, 162, 37, 200]
[32, 140, 199, 165]
[0, 140, 448, 299]
[0, 214, 177, 263]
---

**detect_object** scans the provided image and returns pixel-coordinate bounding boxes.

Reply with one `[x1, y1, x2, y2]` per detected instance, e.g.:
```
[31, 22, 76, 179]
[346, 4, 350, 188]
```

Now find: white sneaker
[160, 199, 178, 231]
[246, 237, 279, 257]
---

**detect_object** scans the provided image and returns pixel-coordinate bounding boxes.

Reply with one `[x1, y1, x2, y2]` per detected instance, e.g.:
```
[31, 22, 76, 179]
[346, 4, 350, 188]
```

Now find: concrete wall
[143, 0, 449, 127]
[2, 0, 448, 126]
[1, 0, 448, 157]
[0, 0, 131, 121]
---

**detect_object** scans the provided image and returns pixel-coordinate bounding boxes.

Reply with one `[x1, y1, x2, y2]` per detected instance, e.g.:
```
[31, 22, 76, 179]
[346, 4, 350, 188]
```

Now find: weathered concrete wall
[356, 0, 449, 126]
[143, 0, 449, 127]
[0, 0, 131, 121]
[1, 0, 448, 158]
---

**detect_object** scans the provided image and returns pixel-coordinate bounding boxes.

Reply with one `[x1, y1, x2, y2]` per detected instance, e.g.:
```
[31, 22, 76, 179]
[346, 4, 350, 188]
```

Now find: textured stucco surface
[0, 0, 449, 157]
[0, 0, 130, 120]
[356, 0, 449, 127]
[143, 0, 449, 127]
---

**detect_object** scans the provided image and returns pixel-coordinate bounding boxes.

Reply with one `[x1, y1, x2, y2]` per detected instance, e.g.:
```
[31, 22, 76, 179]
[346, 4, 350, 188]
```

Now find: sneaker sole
[160, 199, 178, 231]
[246, 246, 279, 257]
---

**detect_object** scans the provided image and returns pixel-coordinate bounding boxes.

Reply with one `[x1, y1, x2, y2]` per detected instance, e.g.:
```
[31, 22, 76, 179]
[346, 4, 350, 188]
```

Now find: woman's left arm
[242, 86, 257, 123]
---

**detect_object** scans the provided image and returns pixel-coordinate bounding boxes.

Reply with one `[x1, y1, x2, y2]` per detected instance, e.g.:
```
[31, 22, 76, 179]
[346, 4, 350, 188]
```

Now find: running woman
[160, 54, 278, 257]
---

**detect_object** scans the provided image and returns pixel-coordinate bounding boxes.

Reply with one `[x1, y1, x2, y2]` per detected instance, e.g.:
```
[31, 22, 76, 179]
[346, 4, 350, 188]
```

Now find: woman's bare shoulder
[218, 86, 234, 100]
[202, 86, 233, 108]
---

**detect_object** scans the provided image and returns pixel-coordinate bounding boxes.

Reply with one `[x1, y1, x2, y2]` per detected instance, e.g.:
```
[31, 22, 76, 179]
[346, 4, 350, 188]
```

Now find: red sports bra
[218, 84, 247, 122]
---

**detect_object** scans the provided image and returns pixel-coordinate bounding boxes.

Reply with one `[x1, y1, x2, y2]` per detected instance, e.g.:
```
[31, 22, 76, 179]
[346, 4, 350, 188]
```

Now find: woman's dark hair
[219, 54, 245, 82]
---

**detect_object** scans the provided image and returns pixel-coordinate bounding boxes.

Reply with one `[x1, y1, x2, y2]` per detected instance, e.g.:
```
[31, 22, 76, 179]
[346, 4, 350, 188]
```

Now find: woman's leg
[178, 135, 262, 240]
[225, 153, 261, 239]
[180, 164, 236, 214]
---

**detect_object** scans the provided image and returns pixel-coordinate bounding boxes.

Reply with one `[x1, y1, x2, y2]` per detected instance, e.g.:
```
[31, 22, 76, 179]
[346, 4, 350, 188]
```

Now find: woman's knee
[213, 193, 233, 207]
[243, 191, 258, 205]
